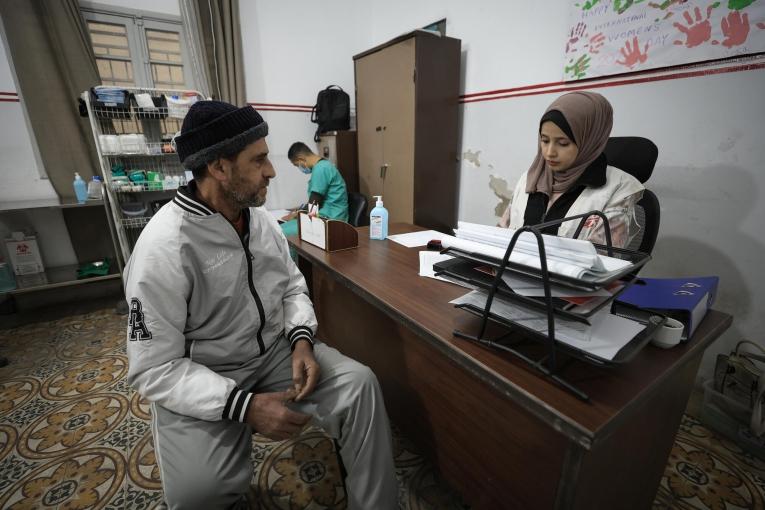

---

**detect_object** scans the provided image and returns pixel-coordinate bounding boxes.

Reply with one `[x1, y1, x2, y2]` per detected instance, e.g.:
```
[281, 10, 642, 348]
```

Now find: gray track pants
[151, 339, 398, 510]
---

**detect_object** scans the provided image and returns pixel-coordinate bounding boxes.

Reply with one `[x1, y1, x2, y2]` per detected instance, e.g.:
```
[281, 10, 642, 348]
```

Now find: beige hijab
[525, 91, 613, 196]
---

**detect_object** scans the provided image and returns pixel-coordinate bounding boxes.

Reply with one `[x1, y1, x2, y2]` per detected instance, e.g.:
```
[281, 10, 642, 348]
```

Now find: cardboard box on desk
[297, 212, 358, 252]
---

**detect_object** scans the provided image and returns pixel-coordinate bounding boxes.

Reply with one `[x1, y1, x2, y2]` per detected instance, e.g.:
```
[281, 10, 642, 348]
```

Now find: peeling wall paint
[489, 174, 513, 217]
[462, 149, 482, 167]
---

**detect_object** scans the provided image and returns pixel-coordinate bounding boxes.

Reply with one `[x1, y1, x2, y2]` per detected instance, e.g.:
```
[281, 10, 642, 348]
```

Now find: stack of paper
[451, 290, 644, 361]
[443, 222, 630, 281]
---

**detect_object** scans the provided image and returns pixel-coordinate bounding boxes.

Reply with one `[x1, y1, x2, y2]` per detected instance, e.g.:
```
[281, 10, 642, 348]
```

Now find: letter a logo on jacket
[129, 298, 153, 341]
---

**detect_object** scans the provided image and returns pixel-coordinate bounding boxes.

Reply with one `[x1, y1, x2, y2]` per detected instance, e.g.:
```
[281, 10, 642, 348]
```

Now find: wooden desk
[290, 224, 731, 510]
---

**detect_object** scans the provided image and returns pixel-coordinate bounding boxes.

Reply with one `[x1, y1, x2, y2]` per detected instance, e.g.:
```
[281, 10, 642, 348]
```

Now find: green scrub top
[308, 159, 348, 222]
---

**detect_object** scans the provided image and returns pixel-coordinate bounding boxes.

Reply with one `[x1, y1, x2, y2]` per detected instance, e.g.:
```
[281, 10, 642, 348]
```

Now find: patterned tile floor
[0, 307, 763, 509]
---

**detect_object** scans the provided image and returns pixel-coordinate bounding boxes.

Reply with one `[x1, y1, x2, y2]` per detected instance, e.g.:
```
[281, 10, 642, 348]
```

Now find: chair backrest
[604, 136, 658, 184]
[625, 189, 661, 255]
[605, 137, 660, 254]
[347, 191, 369, 227]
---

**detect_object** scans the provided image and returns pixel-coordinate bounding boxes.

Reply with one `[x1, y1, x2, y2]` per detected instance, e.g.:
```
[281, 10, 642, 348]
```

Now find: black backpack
[311, 85, 350, 141]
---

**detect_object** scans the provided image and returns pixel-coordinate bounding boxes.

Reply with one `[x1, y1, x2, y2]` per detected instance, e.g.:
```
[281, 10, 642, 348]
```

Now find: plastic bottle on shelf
[73, 173, 88, 204]
[369, 195, 388, 240]
[87, 175, 103, 200]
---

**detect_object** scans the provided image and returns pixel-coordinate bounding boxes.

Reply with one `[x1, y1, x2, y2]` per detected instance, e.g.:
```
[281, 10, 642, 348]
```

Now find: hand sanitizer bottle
[73, 173, 88, 203]
[369, 195, 388, 240]
[87, 175, 103, 200]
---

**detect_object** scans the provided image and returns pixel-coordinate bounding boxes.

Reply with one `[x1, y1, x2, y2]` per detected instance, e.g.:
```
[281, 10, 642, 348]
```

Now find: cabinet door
[355, 38, 415, 222]
[356, 55, 384, 205]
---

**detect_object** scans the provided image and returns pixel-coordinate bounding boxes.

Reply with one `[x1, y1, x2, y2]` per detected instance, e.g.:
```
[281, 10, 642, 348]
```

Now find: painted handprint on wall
[614, 0, 649, 14]
[616, 37, 650, 67]
[711, 11, 751, 47]
[566, 22, 588, 53]
[586, 32, 606, 53]
[563, 0, 764, 80]
[727, 0, 756, 9]
[578, 0, 604, 10]
[565, 54, 591, 79]
[673, 5, 715, 47]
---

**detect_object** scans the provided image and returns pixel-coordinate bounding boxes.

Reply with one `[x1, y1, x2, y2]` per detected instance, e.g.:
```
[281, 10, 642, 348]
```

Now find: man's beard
[223, 186, 265, 208]
[222, 166, 266, 208]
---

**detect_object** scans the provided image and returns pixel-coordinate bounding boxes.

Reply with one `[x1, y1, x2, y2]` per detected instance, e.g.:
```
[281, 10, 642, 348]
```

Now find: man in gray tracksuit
[124, 101, 397, 509]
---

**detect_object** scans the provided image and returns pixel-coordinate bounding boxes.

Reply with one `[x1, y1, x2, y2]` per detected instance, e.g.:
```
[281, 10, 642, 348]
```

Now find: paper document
[418, 251, 470, 286]
[450, 290, 644, 361]
[267, 209, 291, 223]
[299, 213, 326, 249]
[441, 234, 631, 281]
[453, 221, 632, 277]
[388, 230, 449, 248]
[501, 272, 612, 298]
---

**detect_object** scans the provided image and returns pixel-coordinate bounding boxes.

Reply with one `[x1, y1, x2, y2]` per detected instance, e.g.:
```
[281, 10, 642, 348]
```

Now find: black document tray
[454, 298, 665, 366]
[441, 242, 650, 292]
[434, 257, 632, 323]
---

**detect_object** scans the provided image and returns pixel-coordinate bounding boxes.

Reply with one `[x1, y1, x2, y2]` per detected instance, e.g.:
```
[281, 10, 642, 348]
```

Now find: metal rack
[446, 211, 659, 402]
[82, 86, 205, 270]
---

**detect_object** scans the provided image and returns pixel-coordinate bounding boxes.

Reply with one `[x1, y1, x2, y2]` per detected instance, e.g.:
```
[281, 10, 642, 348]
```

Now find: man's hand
[246, 389, 311, 440]
[292, 340, 321, 401]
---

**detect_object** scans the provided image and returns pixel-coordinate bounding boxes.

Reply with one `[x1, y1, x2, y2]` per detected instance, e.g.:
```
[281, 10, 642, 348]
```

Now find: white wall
[0, 23, 57, 203]
[240, 0, 369, 209]
[0, 17, 79, 267]
[241, 0, 764, 384]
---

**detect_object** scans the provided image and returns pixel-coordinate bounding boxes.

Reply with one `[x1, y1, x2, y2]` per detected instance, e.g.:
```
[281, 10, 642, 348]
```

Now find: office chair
[347, 191, 369, 227]
[604, 136, 660, 255]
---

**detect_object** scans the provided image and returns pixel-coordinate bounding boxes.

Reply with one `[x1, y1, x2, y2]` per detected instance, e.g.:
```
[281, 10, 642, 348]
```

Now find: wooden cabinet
[317, 131, 359, 193]
[354, 31, 461, 232]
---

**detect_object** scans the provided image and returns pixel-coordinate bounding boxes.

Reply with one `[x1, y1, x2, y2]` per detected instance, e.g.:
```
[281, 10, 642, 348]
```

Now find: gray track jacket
[124, 183, 316, 423]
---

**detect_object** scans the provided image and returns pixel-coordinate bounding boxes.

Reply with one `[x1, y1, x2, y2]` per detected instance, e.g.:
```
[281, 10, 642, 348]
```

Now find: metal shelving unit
[82, 86, 205, 270]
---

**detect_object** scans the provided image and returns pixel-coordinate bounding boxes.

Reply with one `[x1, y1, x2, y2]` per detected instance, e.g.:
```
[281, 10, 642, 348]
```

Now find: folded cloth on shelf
[77, 259, 111, 279]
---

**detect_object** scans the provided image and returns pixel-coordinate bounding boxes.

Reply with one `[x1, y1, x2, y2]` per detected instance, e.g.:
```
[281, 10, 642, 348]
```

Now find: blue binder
[615, 276, 719, 340]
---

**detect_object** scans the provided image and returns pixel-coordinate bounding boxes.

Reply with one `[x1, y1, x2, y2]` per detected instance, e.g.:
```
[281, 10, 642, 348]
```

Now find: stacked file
[444, 221, 631, 282]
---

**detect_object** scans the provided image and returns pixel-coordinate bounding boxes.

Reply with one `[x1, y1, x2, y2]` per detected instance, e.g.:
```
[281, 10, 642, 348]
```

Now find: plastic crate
[90, 88, 131, 119]
[130, 93, 168, 119]
[700, 380, 765, 459]
[703, 379, 752, 424]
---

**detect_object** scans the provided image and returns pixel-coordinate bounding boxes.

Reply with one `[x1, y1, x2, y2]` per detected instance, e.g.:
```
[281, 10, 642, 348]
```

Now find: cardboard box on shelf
[4, 232, 45, 275]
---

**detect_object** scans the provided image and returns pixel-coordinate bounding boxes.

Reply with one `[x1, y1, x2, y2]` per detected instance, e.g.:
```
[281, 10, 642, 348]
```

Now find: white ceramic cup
[651, 317, 684, 349]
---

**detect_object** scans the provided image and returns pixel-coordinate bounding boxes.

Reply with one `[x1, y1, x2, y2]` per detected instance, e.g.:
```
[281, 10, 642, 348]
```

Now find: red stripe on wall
[460, 53, 765, 100]
[460, 80, 566, 99]
[255, 107, 313, 113]
[0, 97, 19, 102]
[0, 91, 18, 96]
[460, 62, 765, 104]
[249, 102, 313, 109]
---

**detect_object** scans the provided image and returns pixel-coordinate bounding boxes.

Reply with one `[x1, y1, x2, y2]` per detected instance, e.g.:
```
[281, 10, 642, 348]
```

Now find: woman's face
[539, 121, 579, 172]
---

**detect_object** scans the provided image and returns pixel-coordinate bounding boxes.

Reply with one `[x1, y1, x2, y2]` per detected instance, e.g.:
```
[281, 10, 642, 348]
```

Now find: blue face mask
[298, 165, 311, 175]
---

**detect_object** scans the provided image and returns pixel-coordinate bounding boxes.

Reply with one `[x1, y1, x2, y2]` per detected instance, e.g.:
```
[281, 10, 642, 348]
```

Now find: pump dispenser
[369, 195, 388, 240]
[73, 173, 88, 204]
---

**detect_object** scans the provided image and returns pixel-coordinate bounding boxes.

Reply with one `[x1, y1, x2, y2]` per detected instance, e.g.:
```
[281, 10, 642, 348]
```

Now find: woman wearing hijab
[499, 91, 643, 248]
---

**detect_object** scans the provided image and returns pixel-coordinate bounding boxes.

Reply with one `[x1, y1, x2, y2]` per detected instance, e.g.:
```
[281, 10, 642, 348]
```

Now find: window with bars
[82, 5, 198, 137]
